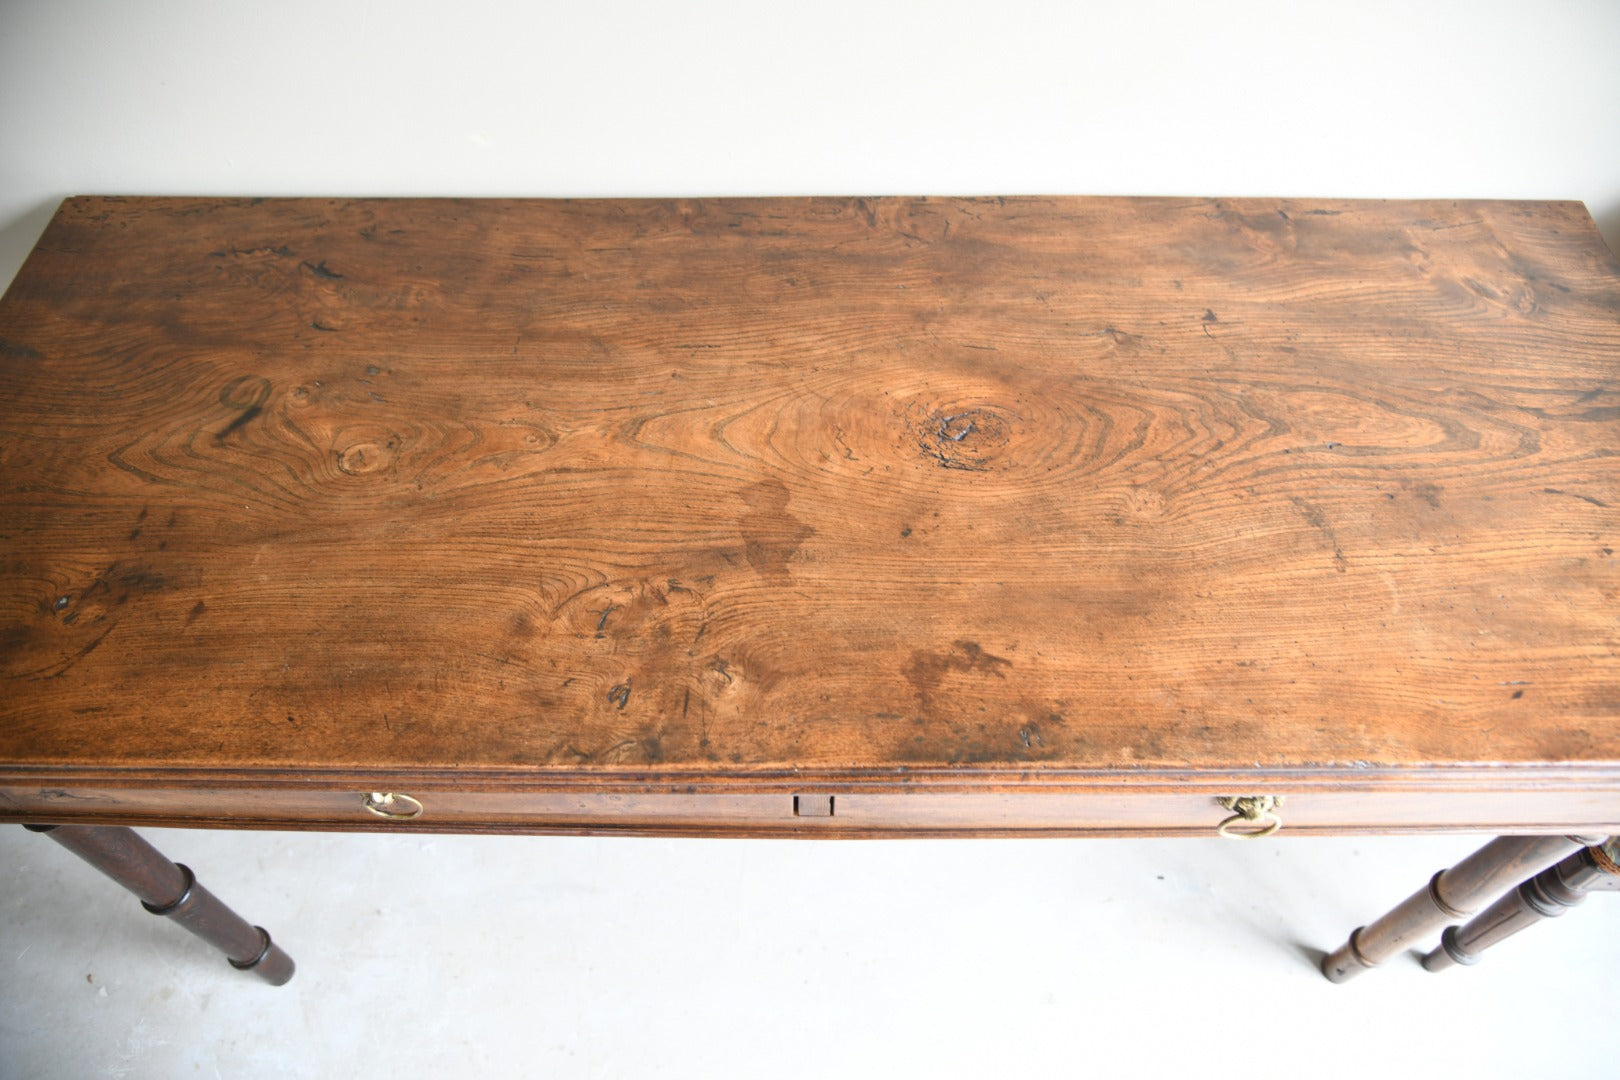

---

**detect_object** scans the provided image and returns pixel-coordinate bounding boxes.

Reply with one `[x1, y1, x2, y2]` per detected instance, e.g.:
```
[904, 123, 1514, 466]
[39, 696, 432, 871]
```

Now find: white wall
[3, 0, 1618, 287]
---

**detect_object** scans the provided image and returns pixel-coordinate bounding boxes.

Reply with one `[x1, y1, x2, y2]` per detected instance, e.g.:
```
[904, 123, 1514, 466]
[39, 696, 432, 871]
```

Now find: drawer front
[2, 784, 1617, 836]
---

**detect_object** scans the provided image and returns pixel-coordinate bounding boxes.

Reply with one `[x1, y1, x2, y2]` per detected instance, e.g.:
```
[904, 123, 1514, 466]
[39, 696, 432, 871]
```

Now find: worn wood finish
[3, 781, 1619, 837]
[1, 196, 1618, 830]
[27, 824, 295, 984]
[1319, 833, 1598, 982]
[1422, 837, 1620, 971]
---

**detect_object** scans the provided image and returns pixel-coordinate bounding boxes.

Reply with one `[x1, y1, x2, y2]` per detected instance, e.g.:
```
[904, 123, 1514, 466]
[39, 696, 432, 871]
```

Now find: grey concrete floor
[1, 829, 1616, 1077]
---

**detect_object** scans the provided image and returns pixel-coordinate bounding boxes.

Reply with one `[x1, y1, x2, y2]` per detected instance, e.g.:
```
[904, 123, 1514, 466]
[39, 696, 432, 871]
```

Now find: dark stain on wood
[1290, 497, 1349, 573]
[1543, 487, 1610, 509]
[738, 479, 814, 582]
[906, 640, 1014, 715]
[1412, 482, 1444, 509]
[0, 339, 43, 360]
[214, 376, 272, 443]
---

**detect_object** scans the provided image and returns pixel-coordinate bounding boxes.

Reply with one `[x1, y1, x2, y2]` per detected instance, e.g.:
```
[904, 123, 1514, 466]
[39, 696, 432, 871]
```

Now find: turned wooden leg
[24, 824, 295, 986]
[1422, 837, 1619, 972]
[1320, 834, 1603, 983]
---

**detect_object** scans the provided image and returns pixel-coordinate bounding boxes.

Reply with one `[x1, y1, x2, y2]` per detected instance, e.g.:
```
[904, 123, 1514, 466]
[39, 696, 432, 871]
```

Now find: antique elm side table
[2, 196, 1616, 986]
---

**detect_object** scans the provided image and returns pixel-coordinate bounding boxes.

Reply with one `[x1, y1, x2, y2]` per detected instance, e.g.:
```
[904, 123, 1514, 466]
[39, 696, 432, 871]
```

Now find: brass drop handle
[1216, 794, 1283, 838]
[362, 791, 424, 820]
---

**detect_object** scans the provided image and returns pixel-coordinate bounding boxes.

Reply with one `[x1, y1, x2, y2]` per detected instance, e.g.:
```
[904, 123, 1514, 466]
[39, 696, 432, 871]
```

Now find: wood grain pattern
[1, 196, 1617, 826]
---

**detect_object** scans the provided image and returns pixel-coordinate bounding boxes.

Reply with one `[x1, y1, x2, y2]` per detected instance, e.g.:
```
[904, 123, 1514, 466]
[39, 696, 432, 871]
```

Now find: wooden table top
[1, 196, 1617, 814]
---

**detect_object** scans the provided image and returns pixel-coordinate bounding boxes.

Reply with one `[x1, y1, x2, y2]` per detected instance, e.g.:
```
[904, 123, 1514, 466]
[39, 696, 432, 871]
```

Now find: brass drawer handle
[1216, 795, 1283, 838]
[362, 792, 424, 820]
